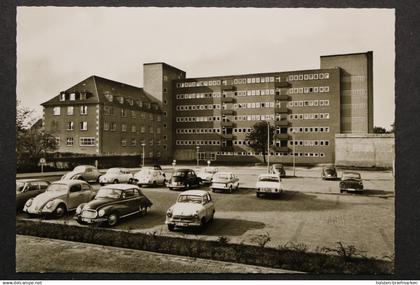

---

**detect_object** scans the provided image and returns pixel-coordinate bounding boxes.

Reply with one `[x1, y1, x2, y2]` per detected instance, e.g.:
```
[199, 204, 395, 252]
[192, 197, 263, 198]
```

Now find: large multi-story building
[41, 51, 373, 165]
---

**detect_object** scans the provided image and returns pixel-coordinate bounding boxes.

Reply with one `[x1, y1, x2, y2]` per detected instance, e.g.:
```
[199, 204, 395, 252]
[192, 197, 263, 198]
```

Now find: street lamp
[267, 121, 270, 173]
[196, 146, 200, 167]
[141, 143, 146, 167]
[292, 130, 296, 177]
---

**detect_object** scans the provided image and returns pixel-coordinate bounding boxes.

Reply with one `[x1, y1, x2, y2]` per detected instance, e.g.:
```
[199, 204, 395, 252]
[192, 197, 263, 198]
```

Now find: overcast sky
[17, 7, 395, 129]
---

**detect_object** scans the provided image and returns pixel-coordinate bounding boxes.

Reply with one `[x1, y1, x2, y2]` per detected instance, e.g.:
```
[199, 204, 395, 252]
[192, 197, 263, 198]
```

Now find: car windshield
[258, 176, 279, 182]
[106, 168, 121, 174]
[73, 166, 86, 172]
[139, 169, 153, 175]
[47, 184, 68, 192]
[173, 171, 187, 177]
[96, 188, 122, 199]
[213, 174, 230, 180]
[16, 182, 25, 192]
[343, 173, 361, 180]
[274, 165, 283, 170]
[325, 168, 336, 174]
[177, 195, 202, 204]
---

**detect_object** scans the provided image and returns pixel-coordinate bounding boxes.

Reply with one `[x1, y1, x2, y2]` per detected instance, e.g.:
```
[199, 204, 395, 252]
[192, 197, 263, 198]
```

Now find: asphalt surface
[16, 166, 395, 259]
[16, 235, 301, 273]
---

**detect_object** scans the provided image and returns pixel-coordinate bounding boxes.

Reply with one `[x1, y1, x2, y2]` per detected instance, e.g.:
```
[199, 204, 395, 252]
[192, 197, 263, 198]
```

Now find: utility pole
[141, 143, 146, 167]
[267, 121, 270, 173]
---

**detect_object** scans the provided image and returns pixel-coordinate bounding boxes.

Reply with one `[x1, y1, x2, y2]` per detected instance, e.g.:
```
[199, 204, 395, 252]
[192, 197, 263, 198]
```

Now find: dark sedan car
[16, 179, 50, 211]
[167, 169, 201, 190]
[271, 164, 286, 178]
[74, 184, 153, 226]
[339, 172, 364, 193]
[321, 165, 338, 180]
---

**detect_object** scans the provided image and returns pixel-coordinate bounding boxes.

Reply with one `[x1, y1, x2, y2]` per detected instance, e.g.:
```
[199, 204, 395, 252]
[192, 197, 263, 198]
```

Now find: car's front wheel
[128, 178, 134, 184]
[107, 213, 119, 226]
[167, 224, 175, 231]
[140, 206, 148, 216]
[113, 179, 119, 184]
[54, 204, 67, 218]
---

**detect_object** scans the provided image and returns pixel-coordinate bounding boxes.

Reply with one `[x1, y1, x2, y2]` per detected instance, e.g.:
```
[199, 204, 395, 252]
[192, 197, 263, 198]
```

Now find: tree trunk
[262, 147, 266, 163]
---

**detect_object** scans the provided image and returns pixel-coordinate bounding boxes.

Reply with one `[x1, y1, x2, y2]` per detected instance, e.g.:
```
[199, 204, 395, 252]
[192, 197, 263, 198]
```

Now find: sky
[17, 7, 395, 129]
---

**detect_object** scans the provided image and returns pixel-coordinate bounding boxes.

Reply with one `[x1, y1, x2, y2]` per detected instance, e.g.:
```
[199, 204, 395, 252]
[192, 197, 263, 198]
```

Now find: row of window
[60, 137, 96, 147]
[217, 151, 326, 157]
[287, 73, 330, 81]
[233, 114, 276, 121]
[176, 140, 221, 146]
[175, 126, 330, 135]
[176, 72, 330, 88]
[103, 92, 158, 110]
[176, 128, 221, 134]
[103, 106, 161, 121]
[59, 92, 89, 102]
[288, 86, 330, 94]
[287, 100, 330, 108]
[288, 113, 330, 120]
[103, 122, 161, 134]
[52, 106, 88, 116]
[289, 140, 330, 147]
[62, 121, 88, 131]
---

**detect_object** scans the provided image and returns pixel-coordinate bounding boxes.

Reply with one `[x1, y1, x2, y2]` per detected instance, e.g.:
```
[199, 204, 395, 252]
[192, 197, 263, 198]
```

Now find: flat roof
[320, 51, 373, 58]
[143, 62, 186, 73]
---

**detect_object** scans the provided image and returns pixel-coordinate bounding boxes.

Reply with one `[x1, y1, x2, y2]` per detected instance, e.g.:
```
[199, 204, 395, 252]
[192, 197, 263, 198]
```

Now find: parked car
[255, 174, 283, 198]
[23, 180, 96, 218]
[16, 179, 50, 211]
[74, 184, 153, 226]
[61, 165, 101, 183]
[167, 169, 201, 190]
[141, 164, 162, 170]
[270, 164, 286, 178]
[134, 167, 166, 187]
[196, 167, 218, 184]
[339, 172, 364, 193]
[165, 190, 215, 231]
[210, 172, 240, 193]
[99, 168, 134, 185]
[321, 165, 338, 180]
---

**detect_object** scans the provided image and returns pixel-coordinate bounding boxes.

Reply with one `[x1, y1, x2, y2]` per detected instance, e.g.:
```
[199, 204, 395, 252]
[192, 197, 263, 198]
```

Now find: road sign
[39, 157, 46, 164]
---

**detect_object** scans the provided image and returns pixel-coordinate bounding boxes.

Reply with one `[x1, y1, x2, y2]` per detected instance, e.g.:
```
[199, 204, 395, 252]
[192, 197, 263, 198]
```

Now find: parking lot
[17, 165, 395, 259]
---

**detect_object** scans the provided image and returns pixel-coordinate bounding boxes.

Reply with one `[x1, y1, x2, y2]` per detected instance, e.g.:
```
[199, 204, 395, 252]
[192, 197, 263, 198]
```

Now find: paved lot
[17, 166, 394, 259]
[16, 235, 300, 273]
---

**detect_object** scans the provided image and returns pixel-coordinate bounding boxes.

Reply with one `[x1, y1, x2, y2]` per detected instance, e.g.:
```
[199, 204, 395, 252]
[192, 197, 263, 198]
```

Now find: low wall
[335, 134, 395, 168]
[16, 219, 393, 274]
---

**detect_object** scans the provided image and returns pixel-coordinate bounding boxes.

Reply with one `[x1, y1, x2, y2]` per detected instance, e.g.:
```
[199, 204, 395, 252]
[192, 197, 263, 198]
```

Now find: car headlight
[166, 209, 173, 217]
[25, 199, 33, 207]
[45, 200, 54, 209]
[98, 209, 105, 217]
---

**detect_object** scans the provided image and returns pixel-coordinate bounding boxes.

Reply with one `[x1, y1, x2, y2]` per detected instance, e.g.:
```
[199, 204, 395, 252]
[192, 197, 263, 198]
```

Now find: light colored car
[23, 180, 96, 218]
[99, 168, 134, 185]
[166, 190, 215, 231]
[255, 174, 283, 198]
[196, 167, 218, 184]
[270, 164, 286, 178]
[134, 167, 166, 187]
[210, 172, 239, 193]
[61, 165, 101, 183]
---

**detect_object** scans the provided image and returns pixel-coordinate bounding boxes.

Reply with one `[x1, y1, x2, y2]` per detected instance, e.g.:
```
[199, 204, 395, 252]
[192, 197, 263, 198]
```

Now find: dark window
[70, 184, 82, 193]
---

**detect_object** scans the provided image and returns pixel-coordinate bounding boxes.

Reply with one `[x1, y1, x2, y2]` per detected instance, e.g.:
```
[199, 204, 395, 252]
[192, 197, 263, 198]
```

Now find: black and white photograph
[13, 6, 397, 275]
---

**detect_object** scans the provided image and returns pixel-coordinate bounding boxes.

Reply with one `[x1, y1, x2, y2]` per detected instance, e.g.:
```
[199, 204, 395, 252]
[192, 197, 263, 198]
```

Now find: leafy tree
[373, 126, 387, 134]
[246, 121, 275, 163]
[16, 101, 58, 171]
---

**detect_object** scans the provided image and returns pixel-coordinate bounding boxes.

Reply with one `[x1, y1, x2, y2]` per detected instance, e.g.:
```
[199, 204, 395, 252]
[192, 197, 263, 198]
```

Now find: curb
[16, 219, 393, 274]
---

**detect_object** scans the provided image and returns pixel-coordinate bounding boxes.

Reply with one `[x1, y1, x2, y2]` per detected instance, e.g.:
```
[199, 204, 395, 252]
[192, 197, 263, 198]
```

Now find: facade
[42, 76, 169, 162]
[41, 51, 373, 164]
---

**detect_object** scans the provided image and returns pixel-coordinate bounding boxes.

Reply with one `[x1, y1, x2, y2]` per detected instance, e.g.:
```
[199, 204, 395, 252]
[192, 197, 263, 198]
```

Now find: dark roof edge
[320, 51, 373, 58]
[143, 62, 185, 73]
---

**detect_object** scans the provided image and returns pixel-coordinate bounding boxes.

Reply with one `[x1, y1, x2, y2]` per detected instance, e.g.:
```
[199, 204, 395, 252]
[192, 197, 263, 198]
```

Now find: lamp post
[141, 143, 146, 167]
[267, 121, 270, 173]
[196, 146, 200, 167]
[292, 130, 296, 177]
